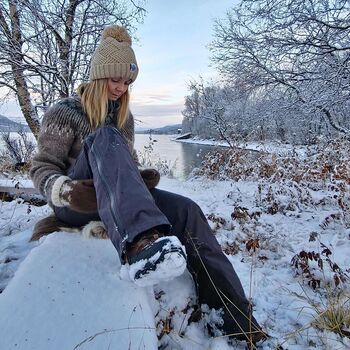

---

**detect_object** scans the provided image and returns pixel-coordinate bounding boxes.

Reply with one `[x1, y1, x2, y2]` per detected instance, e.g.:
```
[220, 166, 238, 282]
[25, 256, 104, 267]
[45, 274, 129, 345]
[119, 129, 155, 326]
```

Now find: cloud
[134, 115, 183, 129]
[131, 101, 184, 118]
[132, 93, 173, 104]
[130, 82, 187, 127]
[130, 96, 185, 128]
[131, 84, 182, 104]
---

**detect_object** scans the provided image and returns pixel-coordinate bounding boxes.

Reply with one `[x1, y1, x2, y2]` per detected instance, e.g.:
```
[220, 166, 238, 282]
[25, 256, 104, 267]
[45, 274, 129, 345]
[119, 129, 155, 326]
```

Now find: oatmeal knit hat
[89, 25, 138, 82]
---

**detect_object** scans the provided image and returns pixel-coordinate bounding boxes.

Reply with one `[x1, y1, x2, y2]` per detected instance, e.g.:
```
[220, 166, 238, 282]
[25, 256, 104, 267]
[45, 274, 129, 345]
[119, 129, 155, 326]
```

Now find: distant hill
[0, 115, 181, 134]
[0, 115, 30, 132]
[136, 124, 182, 135]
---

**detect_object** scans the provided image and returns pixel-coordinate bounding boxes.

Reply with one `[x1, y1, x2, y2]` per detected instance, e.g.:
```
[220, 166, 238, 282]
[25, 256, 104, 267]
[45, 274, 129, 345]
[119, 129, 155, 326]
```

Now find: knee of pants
[187, 198, 207, 219]
[178, 196, 202, 217]
[95, 127, 129, 150]
[179, 198, 209, 237]
[179, 198, 223, 252]
[173, 196, 204, 223]
[82, 127, 127, 154]
[93, 126, 123, 140]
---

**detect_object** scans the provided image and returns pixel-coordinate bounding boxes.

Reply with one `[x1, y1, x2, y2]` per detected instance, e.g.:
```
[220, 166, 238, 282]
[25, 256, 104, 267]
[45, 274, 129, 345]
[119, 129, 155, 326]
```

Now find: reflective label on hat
[130, 63, 137, 72]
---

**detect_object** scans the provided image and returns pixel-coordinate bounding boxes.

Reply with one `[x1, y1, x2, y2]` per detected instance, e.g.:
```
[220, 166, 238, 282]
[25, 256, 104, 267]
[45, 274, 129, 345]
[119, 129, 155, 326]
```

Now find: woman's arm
[30, 102, 76, 204]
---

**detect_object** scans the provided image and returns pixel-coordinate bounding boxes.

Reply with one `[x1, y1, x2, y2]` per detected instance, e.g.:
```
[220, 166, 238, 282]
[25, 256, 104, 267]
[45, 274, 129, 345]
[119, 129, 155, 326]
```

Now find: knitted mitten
[51, 177, 97, 213]
[50, 168, 158, 212]
[140, 168, 160, 190]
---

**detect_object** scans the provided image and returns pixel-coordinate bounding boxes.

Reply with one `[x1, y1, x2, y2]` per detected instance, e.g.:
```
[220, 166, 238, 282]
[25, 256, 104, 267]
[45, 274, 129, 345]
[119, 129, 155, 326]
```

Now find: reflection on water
[0, 132, 223, 179]
[134, 134, 223, 179]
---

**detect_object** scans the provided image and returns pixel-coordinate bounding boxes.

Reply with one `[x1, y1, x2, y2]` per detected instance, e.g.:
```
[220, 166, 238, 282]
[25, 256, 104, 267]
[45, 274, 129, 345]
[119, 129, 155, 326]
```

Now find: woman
[30, 25, 266, 346]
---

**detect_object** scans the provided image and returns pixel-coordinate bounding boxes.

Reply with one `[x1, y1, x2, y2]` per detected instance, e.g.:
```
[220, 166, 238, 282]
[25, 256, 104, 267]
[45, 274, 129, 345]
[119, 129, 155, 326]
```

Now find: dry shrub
[207, 213, 227, 232]
[312, 294, 350, 338]
[256, 181, 315, 214]
[0, 131, 35, 172]
[231, 206, 251, 222]
[197, 135, 350, 185]
[199, 135, 350, 232]
[0, 157, 32, 174]
[222, 241, 240, 255]
[291, 234, 348, 290]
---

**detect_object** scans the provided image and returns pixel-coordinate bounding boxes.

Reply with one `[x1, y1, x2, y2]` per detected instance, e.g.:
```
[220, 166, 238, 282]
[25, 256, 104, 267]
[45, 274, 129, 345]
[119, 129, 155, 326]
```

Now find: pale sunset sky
[0, 0, 237, 129]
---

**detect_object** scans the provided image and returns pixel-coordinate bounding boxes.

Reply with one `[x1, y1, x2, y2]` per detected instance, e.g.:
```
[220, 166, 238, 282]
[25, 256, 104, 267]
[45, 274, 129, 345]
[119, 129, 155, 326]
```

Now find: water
[0, 132, 221, 179]
[134, 134, 222, 179]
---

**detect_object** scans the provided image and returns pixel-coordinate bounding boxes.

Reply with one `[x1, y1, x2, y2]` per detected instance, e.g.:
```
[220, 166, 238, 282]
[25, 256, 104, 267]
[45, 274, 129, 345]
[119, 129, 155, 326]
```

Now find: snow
[0, 233, 157, 350]
[1, 174, 350, 349]
[174, 137, 308, 157]
[121, 236, 187, 287]
[0, 176, 35, 189]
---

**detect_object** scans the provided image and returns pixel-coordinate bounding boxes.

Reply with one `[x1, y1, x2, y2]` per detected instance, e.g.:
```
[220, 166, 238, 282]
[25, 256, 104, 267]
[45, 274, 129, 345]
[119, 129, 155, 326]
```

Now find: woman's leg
[55, 126, 186, 286]
[54, 126, 171, 259]
[150, 188, 261, 338]
[53, 134, 100, 228]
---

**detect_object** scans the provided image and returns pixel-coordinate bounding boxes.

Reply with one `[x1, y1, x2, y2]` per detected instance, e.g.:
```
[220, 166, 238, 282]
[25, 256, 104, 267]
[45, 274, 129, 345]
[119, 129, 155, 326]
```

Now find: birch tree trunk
[1, 1, 40, 137]
[0, 0, 145, 138]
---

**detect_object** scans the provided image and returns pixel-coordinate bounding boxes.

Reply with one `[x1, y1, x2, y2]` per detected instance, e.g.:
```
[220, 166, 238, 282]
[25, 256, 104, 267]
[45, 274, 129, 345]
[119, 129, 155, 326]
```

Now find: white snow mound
[0, 232, 157, 350]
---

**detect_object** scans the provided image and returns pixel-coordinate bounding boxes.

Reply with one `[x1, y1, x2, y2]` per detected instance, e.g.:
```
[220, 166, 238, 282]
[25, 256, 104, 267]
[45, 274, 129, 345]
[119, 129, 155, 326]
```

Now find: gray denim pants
[54, 126, 260, 336]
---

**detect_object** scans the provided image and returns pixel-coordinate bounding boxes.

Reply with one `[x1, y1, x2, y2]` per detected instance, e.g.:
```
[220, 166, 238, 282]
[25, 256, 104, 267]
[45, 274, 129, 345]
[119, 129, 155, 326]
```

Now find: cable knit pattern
[30, 96, 138, 205]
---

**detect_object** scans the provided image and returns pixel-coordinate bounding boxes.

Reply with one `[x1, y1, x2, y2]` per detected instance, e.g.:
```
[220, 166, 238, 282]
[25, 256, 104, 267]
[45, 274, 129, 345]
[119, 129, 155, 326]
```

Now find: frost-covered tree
[0, 0, 145, 137]
[210, 0, 350, 134]
[182, 78, 252, 146]
[182, 76, 336, 145]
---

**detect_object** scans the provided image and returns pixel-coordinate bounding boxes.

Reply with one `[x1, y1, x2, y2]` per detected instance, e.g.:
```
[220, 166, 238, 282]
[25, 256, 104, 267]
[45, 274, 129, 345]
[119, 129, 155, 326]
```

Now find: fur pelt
[81, 221, 108, 239]
[30, 215, 108, 242]
[30, 214, 79, 241]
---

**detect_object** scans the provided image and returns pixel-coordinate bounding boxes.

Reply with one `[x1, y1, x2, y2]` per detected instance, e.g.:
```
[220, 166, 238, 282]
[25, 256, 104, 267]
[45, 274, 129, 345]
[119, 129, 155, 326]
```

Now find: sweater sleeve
[30, 102, 76, 200]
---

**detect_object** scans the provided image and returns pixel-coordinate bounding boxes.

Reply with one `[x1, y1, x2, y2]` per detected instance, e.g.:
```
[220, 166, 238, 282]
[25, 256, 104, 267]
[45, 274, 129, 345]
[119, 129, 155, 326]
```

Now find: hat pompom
[101, 25, 132, 45]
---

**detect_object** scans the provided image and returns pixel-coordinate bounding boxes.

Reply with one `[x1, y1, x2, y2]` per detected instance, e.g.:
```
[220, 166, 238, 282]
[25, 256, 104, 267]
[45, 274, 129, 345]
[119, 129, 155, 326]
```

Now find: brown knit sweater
[30, 96, 138, 204]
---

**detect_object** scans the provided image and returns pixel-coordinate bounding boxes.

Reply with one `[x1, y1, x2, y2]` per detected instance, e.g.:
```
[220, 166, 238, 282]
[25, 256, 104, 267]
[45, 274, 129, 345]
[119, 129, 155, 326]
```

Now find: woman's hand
[59, 179, 97, 213]
[139, 168, 160, 190]
[51, 168, 159, 213]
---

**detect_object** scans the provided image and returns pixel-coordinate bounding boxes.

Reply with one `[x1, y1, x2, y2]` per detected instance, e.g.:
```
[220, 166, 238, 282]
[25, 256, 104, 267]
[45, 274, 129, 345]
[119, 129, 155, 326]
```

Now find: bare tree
[210, 0, 350, 134]
[182, 78, 251, 147]
[0, 0, 146, 137]
[1, 129, 35, 164]
[182, 75, 335, 145]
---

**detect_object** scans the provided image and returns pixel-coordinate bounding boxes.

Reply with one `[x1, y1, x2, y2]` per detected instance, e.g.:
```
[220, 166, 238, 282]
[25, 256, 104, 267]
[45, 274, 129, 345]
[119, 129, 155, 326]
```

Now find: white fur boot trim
[81, 221, 108, 239]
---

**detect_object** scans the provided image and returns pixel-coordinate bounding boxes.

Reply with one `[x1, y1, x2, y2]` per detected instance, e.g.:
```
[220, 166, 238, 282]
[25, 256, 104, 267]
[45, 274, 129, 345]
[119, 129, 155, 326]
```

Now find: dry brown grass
[312, 295, 350, 338]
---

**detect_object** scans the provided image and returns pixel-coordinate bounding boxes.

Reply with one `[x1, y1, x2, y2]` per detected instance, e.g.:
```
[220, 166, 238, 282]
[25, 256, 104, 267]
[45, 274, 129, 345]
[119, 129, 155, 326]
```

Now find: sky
[0, 0, 238, 129]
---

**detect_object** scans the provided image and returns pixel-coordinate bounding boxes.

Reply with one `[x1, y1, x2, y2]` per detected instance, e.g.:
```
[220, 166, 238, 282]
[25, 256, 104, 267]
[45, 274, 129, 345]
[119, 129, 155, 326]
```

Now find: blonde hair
[77, 79, 130, 129]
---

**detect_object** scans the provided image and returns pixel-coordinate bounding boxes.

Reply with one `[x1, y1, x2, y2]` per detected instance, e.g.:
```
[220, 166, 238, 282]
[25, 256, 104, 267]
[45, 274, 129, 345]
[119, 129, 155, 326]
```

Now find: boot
[125, 229, 187, 287]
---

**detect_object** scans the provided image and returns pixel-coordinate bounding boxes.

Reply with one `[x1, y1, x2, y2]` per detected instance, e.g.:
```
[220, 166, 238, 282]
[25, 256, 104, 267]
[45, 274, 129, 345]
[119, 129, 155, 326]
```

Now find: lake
[134, 134, 222, 179]
[0, 132, 221, 179]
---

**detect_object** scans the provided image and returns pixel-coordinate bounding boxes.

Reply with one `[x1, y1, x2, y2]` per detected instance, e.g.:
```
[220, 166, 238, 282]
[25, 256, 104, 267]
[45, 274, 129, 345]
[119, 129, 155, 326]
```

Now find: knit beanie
[89, 25, 139, 82]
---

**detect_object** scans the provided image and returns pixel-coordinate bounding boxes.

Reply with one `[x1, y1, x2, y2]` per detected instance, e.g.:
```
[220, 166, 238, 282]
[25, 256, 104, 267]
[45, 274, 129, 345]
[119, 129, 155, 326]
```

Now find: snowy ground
[174, 137, 309, 157]
[0, 175, 350, 349]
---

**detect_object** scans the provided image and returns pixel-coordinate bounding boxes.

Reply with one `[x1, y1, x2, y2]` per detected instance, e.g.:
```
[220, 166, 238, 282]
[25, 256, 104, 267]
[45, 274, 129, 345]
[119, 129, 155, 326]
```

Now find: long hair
[77, 79, 130, 129]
